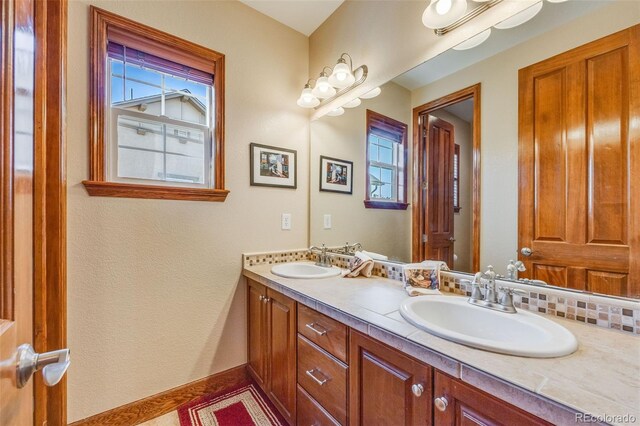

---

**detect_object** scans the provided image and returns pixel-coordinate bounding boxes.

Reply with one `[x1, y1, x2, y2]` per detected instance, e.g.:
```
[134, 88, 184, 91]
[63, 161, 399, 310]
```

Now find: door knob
[16, 344, 70, 388]
[449, 237, 456, 242]
[520, 247, 533, 257]
[411, 383, 424, 397]
[434, 396, 449, 412]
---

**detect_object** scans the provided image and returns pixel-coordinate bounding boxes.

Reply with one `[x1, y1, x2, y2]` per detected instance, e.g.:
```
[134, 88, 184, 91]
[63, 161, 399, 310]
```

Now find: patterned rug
[177, 382, 286, 426]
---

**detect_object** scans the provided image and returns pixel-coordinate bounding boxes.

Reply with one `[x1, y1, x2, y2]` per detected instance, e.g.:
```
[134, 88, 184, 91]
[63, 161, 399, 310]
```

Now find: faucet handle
[499, 286, 527, 297]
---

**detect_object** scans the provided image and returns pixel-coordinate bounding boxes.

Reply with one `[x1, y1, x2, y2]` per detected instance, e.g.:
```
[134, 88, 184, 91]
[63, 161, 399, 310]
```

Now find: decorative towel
[343, 251, 375, 278]
[402, 260, 449, 296]
[360, 250, 388, 261]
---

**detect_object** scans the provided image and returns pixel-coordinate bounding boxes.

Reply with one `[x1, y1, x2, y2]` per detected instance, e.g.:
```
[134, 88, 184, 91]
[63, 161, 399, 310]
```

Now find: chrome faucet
[341, 242, 362, 255]
[506, 260, 526, 280]
[309, 244, 332, 268]
[469, 265, 526, 314]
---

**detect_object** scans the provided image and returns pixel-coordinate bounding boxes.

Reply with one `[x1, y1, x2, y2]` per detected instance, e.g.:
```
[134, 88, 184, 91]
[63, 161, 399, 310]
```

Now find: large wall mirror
[309, 0, 640, 300]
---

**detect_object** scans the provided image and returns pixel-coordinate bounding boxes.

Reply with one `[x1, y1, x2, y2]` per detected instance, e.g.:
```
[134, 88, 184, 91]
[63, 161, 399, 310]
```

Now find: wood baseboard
[70, 364, 248, 426]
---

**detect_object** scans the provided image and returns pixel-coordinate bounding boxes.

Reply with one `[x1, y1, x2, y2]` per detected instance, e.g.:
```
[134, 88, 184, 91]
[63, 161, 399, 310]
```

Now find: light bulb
[296, 85, 319, 108]
[312, 75, 337, 99]
[436, 0, 452, 15]
[328, 60, 355, 89]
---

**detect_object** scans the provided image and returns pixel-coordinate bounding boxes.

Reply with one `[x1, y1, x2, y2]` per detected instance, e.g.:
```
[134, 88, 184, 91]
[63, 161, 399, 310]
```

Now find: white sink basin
[271, 262, 342, 279]
[400, 296, 578, 358]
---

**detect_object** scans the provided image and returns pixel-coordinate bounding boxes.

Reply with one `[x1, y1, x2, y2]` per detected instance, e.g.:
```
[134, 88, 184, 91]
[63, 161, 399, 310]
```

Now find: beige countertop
[243, 263, 640, 426]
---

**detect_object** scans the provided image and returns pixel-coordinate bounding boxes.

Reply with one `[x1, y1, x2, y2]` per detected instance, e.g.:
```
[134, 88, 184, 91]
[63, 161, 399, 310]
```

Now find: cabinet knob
[262, 297, 270, 304]
[258, 295, 265, 301]
[434, 396, 449, 412]
[411, 383, 424, 397]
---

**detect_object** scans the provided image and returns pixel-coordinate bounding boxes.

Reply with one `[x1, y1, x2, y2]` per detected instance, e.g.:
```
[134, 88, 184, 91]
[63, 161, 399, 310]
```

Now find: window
[365, 110, 408, 210]
[453, 144, 461, 212]
[84, 7, 228, 201]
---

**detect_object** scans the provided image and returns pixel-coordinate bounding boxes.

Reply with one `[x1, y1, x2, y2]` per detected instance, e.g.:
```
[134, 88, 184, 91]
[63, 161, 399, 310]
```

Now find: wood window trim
[83, 6, 228, 202]
[364, 109, 409, 210]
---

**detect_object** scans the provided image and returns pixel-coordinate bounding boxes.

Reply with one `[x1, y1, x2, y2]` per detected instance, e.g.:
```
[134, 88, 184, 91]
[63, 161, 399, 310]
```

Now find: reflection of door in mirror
[412, 85, 480, 273]
[519, 25, 639, 298]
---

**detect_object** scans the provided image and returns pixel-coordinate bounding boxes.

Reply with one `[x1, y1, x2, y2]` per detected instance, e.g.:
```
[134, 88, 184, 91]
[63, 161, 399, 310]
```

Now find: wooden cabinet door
[247, 280, 268, 389]
[349, 331, 432, 426]
[519, 24, 640, 297]
[267, 288, 297, 424]
[434, 372, 550, 426]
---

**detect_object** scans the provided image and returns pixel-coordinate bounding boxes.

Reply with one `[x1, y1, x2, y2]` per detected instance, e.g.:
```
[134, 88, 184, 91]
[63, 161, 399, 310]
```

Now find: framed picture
[319, 156, 353, 194]
[250, 143, 297, 189]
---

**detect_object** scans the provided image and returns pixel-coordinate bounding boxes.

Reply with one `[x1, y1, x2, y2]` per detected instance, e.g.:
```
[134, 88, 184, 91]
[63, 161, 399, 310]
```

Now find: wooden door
[349, 331, 432, 426]
[519, 25, 640, 297]
[267, 288, 296, 425]
[247, 279, 268, 389]
[0, 0, 36, 423]
[423, 115, 455, 266]
[434, 372, 550, 426]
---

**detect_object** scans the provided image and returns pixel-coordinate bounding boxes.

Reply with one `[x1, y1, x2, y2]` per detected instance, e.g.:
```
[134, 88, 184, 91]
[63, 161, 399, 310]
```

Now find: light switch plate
[323, 214, 332, 229]
[281, 213, 292, 230]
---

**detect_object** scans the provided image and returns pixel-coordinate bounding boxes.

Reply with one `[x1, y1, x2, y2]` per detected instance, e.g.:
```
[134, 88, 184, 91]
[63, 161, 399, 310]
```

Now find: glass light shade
[422, 0, 467, 29]
[327, 107, 345, 117]
[296, 86, 320, 108]
[494, 1, 543, 29]
[360, 87, 382, 99]
[342, 98, 361, 109]
[328, 61, 356, 88]
[312, 76, 337, 98]
[453, 28, 491, 50]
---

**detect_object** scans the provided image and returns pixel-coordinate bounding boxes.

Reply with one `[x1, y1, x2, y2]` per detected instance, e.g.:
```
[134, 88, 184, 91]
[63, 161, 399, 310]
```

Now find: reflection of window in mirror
[453, 144, 460, 213]
[365, 110, 408, 210]
[83, 7, 228, 202]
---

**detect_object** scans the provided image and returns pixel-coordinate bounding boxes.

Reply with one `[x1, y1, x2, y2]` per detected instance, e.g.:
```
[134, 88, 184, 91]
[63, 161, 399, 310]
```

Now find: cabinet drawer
[298, 304, 348, 363]
[298, 335, 348, 425]
[297, 384, 340, 426]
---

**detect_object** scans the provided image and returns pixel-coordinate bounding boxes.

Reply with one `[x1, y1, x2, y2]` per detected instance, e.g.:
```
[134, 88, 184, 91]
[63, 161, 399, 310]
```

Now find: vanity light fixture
[312, 68, 337, 99]
[342, 98, 362, 109]
[453, 28, 491, 50]
[296, 82, 320, 108]
[297, 53, 368, 110]
[360, 87, 382, 99]
[494, 1, 543, 29]
[422, 0, 468, 29]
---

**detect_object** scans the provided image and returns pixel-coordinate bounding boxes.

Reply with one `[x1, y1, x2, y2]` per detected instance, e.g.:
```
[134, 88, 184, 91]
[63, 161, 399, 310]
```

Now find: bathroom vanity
[243, 257, 640, 426]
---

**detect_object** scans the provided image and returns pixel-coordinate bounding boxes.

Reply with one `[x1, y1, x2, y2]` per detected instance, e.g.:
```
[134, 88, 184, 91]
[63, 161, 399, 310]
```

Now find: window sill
[82, 180, 229, 202]
[363, 200, 409, 210]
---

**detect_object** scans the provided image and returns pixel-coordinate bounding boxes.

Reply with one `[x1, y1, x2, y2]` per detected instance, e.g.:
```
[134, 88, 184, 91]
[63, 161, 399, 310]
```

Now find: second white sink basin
[271, 262, 342, 279]
[400, 296, 578, 358]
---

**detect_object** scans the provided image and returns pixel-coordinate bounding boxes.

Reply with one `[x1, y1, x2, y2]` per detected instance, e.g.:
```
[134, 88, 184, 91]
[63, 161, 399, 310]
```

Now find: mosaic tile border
[243, 249, 640, 335]
[440, 271, 640, 336]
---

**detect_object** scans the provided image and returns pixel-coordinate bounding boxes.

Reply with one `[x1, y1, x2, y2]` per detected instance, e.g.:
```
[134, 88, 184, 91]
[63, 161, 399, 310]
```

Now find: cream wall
[429, 110, 473, 272]
[411, 2, 640, 274]
[310, 82, 411, 261]
[66, 0, 309, 421]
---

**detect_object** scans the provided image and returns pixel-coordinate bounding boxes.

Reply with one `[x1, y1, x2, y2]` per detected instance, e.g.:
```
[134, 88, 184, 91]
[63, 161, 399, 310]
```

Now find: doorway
[412, 84, 481, 273]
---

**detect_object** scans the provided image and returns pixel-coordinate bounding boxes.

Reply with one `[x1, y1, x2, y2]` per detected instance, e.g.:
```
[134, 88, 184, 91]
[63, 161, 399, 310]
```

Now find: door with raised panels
[519, 25, 640, 297]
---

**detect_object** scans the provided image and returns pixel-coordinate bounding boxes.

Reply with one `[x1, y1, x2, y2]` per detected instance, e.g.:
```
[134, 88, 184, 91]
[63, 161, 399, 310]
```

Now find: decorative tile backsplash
[243, 249, 640, 335]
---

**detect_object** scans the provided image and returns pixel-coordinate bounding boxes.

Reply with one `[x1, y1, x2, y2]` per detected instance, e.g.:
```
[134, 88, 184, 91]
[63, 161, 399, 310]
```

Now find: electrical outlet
[281, 213, 292, 230]
[323, 214, 332, 229]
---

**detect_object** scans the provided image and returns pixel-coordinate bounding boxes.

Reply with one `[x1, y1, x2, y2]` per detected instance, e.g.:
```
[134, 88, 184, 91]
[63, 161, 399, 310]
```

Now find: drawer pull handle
[412, 383, 424, 397]
[305, 368, 328, 386]
[434, 396, 449, 412]
[305, 322, 327, 336]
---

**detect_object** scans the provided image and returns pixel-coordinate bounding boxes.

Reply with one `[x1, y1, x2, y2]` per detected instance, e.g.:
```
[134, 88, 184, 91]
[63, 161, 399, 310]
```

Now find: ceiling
[239, 0, 344, 36]
[443, 98, 474, 123]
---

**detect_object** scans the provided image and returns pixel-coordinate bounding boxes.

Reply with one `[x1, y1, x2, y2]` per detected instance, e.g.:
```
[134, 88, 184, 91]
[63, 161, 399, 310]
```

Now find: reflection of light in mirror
[326, 107, 345, 117]
[342, 98, 362, 108]
[494, 1, 543, 29]
[453, 28, 491, 50]
[436, 0, 453, 15]
[360, 87, 382, 99]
